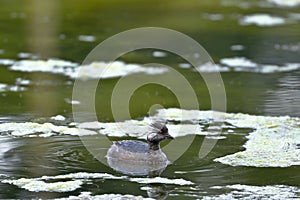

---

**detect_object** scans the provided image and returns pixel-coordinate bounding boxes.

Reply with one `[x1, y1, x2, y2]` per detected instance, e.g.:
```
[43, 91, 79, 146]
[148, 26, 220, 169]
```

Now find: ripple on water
[264, 73, 300, 116]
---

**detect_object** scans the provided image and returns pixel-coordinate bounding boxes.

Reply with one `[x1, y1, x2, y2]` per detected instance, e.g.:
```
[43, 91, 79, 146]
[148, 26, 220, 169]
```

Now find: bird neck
[148, 141, 160, 151]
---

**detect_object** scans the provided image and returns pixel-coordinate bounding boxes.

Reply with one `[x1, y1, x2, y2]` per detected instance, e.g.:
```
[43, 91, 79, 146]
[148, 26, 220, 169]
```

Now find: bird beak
[166, 134, 174, 140]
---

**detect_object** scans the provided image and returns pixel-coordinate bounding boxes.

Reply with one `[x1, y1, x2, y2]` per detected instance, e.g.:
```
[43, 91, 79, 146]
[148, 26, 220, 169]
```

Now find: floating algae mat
[1, 172, 193, 193]
[204, 184, 300, 199]
[79, 108, 300, 168]
[214, 113, 300, 167]
[2, 57, 300, 80]
[0, 122, 97, 137]
[164, 184, 300, 199]
[160, 108, 300, 168]
[8, 59, 168, 80]
[57, 192, 154, 200]
[0, 83, 26, 93]
[0, 108, 299, 167]
[2, 179, 83, 193]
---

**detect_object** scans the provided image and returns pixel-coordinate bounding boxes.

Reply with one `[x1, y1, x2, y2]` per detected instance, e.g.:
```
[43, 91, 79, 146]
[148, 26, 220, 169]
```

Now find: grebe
[106, 122, 174, 175]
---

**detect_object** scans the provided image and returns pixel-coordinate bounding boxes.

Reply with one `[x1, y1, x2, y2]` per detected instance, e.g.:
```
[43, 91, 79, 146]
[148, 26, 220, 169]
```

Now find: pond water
[0, 0, 300, 199]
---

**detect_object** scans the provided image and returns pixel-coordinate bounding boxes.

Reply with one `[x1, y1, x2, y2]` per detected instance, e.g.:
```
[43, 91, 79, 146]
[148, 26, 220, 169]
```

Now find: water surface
[0, 0, 299, 199]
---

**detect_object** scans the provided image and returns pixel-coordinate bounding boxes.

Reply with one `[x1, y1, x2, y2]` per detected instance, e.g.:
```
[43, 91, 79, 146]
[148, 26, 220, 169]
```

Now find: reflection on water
[143, 185, 169, 200]
[264, 71, 300, 117]
[25, 0, 61, 116]
[106, 156, 168, 176]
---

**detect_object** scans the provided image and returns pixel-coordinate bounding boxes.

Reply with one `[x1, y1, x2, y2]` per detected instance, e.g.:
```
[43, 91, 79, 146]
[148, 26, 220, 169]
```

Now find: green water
[0, 0, 300, 199]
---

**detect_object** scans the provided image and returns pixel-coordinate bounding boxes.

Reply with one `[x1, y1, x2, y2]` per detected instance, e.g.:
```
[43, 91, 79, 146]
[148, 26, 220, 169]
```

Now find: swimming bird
[106, 122, 174, 175]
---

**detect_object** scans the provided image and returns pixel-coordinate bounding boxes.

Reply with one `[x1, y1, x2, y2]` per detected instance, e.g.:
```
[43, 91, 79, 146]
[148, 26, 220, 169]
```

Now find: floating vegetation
[230, 44, 245, 51]
[194, 62, 230, 73]
[15, 78, 30, 86]
[0, 83, 26, 92]
[221, 0, 300, 9]
[267, 0, 300, 7]
[78, 35, 96, 42]
[2, 172, 193, 193]
[79, 108, 300, 167]
[0, 122, 97, 137]
[2, 179, 83, 192]
[130, 177, 194, 185]
[205, 136, 227, 140]
[179, 62, 229, 72]
[64, 98, 81, 105]
[40, 172, 125, 180]
[219, 57, 300, 73]
[240, 14, 286, 27]
[1, 108, 299, 167]
[275, 42, 300, 52]
[78, 119, 152, 139]
[206, 184, 300, 200]
[0, 58, 15, 65]
[10, 59, 78, 74]
[50, 115, 66, 121]
[220, 57, 257, 68]
[178, 63, 191, 69]
[215, 113, 300, 167]
[167, 184, 300, 199]
[152, 51, 167, 57]
[79, 118, 209, 138]
[8, 59, 168, 80]
[72, 61, 168, 79]
[155, 108, 217, 122]
[179, 58, 300, 73]
[58, 192, 154, 200]
[202, 13, 224, 21]
[17, 52, 35, 59]
[2, 56, 299, 76]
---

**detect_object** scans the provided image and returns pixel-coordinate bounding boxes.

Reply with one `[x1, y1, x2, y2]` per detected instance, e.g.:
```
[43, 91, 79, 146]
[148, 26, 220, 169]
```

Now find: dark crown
[150, 122, 168, 134]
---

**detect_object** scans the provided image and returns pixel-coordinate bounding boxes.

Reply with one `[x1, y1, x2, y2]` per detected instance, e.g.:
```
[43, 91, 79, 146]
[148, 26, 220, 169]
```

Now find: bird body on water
[106, 122, 174, 175]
